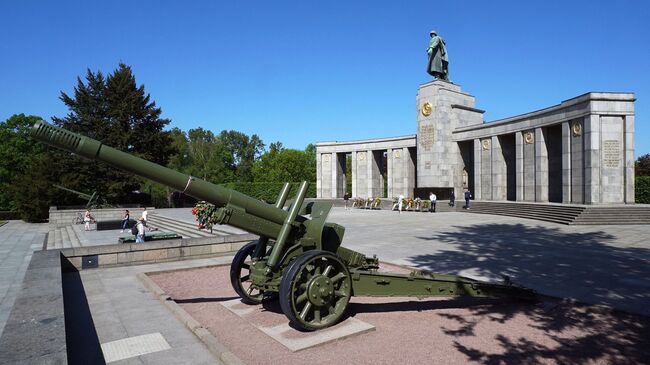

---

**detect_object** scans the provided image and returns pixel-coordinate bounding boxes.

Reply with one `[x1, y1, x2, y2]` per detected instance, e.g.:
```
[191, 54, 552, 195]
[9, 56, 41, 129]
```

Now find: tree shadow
[409, 223, 650, 364]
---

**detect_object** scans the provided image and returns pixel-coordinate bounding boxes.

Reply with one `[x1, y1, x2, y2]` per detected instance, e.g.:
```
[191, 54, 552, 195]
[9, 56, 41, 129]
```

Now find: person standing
[429, 192, 437, 213]
[120, 209, 130, 233]
[83, 209, 93, 231]
[398, 195, 404, 214]
[343, 192, 351, 210]
[141, 207, 148, 228]
[464, 189, 472, 209]
[135, 217, 146, 243]
[449, 191, 455, 207]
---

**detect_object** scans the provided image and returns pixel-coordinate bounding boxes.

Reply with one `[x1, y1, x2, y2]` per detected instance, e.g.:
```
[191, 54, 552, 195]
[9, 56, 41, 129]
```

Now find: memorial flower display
[192, 201, 218, 230]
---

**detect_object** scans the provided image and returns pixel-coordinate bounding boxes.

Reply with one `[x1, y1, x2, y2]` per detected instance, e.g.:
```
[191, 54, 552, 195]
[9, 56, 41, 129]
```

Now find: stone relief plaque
[572, 122, 582, 137]
[481, 139, 490, 150]
[425, 161, 431, 169]
[419, 124, 434, 151]
[603, 140, 620, 168]
[357, 152, 366, 161]
[420, 102, 433, 117]
[524, 131, 534, 144]
[394, 150, 401, 159]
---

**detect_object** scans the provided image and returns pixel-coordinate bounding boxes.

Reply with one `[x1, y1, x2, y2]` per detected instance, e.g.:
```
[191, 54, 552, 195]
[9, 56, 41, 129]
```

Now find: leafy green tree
[0, 114, 57, 213]
[52, 64, 174, 203]
[218, 130, 264, 182]
[636, 154, 650, 177]
[7, 152, 57, 221]
[187, 128, 235, 183]
[253, 144, 316, 183]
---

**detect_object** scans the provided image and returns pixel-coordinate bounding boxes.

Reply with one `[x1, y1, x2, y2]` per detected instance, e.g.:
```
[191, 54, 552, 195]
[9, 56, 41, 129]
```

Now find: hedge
[219, 182, 317, 203]
[0, 211, 21, 220]
[636, 176, 650, 204]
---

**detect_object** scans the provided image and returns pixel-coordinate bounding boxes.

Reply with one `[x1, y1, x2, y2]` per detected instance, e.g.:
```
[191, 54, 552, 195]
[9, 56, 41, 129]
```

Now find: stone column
[561, 122, 572, 203]
[535, 127, 548, 202]
[387, 149, 394, 198]
[404, 147, 416, 197]
[367, 150, 382, 198]
[320, 153, 332, 198]
[515, 132, 524, 201]
[473, 139, 482, 200]
[571, 121, 585, 204]
[481, 139, 492, 200]
[491, 135, 506, 201]
[625, 115, 635, 203]
[351, 151, 358, 198]
[316, 153, 322, 198]
[584, 115, 600, 204]
[331, 153, 340, 198]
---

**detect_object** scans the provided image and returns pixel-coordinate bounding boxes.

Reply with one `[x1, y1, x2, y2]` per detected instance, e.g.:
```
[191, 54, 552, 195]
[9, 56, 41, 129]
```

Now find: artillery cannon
[52, 184, 108, 209]
[32, 120, 535, 331]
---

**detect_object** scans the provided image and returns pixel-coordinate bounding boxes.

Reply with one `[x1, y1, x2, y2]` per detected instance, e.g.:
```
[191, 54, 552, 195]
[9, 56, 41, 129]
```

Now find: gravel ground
[149, 264, 650, 365]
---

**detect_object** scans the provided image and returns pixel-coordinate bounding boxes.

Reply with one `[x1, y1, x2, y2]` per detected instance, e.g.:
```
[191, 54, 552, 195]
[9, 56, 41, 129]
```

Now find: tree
[218, 130, 265, 182]
[0, 114, 57, 214]
[253, 145, 316, 183]
[636, 154, 650, 177]
[52, 64, 175, 203]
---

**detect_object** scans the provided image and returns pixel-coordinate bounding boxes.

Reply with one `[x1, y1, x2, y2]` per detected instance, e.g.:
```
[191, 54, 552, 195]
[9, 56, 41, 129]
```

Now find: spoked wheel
[279, 250, 352, 331]
[230, 240, 275, 304]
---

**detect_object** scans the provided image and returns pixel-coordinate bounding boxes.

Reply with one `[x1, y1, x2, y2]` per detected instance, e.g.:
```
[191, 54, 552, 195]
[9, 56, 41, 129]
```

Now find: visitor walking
[449, 191, 455, 207]
[141, 207, 148, 228]
[464, 189, 472, 209]
[398, 195, 404, 214]
[83, 209, 94, 231]
[429, 192, 437, 213]
[343, 192, 351, 210]
[120, 209, 130, 232]
[135, 217, 146, 243]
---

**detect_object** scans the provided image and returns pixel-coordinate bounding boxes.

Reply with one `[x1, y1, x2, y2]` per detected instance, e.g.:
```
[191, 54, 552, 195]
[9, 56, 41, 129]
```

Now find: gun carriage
[32, 120, 535, 331]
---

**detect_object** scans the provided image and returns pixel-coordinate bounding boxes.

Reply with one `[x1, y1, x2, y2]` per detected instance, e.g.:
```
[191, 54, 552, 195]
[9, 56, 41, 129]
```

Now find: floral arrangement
[192, 201, 218, 230]
[371, 197, 382, 209]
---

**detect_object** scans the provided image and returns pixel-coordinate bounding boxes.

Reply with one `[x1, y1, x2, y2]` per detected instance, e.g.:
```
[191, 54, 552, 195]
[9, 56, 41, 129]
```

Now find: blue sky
[1, 1, 649, 156]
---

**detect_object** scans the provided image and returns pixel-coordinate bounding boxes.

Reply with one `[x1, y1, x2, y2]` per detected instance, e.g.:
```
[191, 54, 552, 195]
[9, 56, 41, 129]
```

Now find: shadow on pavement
[410, 223, 650, 364]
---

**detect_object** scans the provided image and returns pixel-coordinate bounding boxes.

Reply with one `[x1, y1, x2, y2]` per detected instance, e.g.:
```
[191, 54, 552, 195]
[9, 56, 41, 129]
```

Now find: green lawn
[0, 221, 7, 227]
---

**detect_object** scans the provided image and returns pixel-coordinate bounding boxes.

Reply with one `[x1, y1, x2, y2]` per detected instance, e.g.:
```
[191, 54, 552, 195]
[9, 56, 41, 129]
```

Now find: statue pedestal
[415, 81, 483, 195]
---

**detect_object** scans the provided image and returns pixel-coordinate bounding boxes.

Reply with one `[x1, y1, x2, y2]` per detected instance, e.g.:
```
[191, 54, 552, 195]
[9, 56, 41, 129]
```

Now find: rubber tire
[279, 250, 350, 331]
[230, 241, 275, 304]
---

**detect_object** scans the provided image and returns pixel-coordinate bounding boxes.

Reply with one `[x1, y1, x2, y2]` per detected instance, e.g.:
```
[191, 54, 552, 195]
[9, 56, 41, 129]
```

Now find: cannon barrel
[31, 120, 292, 237]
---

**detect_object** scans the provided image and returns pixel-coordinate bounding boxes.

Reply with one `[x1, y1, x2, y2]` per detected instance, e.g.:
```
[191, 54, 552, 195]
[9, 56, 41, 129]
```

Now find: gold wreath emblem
[572, 122, 582, 137]
[482, 139, 490, 150]
[524, 132, 534, 144]
[421, 102, 433, 117]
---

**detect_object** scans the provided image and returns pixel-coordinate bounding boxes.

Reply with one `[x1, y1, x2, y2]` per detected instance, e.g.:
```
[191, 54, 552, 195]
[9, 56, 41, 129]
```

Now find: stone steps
[460, 201, 650, 225]
[65, 226, 82, 248]
[146, 214, 221, 239]
[459, 202, 585, 225]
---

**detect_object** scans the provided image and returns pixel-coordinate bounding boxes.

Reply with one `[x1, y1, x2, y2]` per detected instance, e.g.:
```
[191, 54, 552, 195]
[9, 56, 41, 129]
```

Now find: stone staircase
[46, 225, 83, 250]
[459, 201, 650, 225]
[458, 201, 585, 225]
[146, 213, 243, 238]
[572, 206, 650, 225]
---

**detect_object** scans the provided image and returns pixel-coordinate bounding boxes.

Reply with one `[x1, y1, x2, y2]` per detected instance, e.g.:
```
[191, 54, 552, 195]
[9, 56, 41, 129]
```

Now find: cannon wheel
[279, 250, 352, 331]
[230, 241, 275, 304]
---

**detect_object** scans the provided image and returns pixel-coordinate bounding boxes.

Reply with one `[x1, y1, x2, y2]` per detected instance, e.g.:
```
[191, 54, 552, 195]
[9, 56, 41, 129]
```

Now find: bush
[219, 182, 316, 203]
[636, 176, 650, 204]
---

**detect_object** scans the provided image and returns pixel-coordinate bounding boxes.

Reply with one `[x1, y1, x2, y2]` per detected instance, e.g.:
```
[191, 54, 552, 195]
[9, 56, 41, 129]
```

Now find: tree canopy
[52, 64, 175, 203]
[636, 154, 650, 177]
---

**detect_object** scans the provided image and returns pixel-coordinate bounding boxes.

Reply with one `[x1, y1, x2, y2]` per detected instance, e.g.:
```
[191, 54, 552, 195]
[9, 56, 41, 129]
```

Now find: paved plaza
[1, 208, 649, 363]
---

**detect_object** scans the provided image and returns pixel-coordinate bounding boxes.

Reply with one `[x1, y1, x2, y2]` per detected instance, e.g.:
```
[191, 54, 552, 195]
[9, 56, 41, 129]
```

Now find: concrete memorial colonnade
[316, 81, 635, 205]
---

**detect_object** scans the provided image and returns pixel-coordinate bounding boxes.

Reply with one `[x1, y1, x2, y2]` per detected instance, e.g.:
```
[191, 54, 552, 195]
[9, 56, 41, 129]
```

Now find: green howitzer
[32, 120, 535, 331]
[52, 184, 102, 209]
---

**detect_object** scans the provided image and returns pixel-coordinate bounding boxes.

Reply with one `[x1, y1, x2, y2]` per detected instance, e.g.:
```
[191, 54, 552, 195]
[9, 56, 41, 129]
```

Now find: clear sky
[1, 1, 649, 156]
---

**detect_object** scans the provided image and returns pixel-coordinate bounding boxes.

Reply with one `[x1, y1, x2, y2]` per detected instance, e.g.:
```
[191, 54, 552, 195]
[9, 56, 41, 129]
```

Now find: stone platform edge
[61, 233, 258, 270]
[137, 269, 244, 365]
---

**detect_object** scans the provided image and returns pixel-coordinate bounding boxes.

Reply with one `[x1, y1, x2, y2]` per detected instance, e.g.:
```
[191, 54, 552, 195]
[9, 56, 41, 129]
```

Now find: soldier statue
[426, 30, 449, 81]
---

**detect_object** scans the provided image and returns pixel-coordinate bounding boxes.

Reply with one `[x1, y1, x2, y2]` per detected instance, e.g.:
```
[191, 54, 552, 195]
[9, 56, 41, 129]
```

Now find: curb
[137, 271, 245, 365]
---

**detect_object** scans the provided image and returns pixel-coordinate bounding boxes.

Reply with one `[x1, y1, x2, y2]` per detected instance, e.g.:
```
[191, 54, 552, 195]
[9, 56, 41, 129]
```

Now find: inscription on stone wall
[419, 125, 434, 151]
[603, 140, 620, 168]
